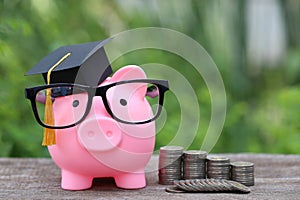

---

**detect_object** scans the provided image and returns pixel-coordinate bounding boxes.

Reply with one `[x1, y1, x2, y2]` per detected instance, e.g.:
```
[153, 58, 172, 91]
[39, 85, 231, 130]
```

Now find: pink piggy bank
[47, 65, 165, 190]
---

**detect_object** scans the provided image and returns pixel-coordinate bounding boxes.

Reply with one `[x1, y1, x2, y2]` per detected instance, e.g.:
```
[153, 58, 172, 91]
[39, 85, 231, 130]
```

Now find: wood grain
[0, 154, 299, 200]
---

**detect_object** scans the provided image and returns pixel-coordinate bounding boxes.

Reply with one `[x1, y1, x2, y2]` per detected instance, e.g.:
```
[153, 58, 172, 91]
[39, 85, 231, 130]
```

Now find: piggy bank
[48, 65, 157, 190]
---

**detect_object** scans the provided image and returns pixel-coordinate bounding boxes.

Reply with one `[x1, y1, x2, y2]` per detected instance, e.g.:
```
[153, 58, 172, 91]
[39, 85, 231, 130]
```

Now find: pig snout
[77, 117, 122, 152]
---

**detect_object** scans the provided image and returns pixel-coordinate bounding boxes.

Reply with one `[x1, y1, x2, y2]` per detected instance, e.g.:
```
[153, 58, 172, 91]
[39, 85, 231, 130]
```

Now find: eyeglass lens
[35, 86, 89, 127]
[106, 82, 160, 123]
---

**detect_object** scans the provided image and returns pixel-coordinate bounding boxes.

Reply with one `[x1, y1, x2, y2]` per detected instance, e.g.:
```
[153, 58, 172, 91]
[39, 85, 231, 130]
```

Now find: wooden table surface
[0, 154, 299, 200]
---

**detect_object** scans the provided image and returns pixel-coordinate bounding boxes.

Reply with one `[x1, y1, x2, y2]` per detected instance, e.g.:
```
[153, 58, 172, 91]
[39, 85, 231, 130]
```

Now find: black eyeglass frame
[25, 79, 169, 129]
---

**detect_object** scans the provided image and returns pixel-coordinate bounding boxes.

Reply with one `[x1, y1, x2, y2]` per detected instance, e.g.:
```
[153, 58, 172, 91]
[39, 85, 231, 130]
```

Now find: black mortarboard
[26, 38, 113, 86]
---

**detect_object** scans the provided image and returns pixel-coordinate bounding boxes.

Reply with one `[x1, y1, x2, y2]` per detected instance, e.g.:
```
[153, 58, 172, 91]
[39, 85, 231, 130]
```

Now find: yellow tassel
[42, 52, 71, 146]
[42, 88, 56, 146]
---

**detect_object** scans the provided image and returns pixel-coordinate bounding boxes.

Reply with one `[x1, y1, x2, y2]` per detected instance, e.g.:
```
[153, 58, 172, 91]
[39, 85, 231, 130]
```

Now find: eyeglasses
[25, 79, 169, 129]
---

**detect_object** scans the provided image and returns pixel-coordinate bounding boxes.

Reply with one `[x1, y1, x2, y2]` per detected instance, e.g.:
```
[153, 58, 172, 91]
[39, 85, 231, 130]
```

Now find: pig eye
[119, 98, 127, 106]
[72, 100, 80, 107]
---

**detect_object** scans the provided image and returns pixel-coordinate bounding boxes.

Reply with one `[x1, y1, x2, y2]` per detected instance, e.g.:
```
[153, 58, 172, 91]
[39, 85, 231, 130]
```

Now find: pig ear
[109, 65, 148, 99]
[110, 65, 147, 82]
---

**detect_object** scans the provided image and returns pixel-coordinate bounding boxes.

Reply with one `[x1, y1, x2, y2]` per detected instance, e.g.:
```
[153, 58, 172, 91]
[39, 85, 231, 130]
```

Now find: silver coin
[160, 146, 184, 154]
[165, 186, 185, 193]
[207, 156, 230, 162]
[173, 179, 251, 193]
[183, 150, 207, 159]
[175, 180, 192, 191]
[227, 180, 251, 193]
[192, 179, 207, 190]
[231, 161, 254, 167]
[184, 179, 200, 191]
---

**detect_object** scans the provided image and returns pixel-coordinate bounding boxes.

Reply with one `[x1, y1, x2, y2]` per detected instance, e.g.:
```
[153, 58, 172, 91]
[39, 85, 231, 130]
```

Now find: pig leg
[114, 171, 146, 189]
[61, 169, 93, 190]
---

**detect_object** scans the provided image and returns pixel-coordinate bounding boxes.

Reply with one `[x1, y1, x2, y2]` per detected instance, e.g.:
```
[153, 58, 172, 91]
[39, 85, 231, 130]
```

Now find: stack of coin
[231, 161, 254, 186]
[168, 179, 251, 193]
[207, 156, 231, 180]
[158, 146, 184, 185]
[183, 150, 207, 179]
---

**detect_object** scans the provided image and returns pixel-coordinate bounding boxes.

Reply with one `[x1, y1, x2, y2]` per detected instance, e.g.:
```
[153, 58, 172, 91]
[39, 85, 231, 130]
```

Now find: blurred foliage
[0, 0, 300, 157]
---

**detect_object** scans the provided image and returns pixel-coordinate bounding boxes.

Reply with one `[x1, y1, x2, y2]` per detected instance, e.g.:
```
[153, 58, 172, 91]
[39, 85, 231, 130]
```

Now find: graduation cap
[26, 38, 113, 86]
[26, 39, 113, 146]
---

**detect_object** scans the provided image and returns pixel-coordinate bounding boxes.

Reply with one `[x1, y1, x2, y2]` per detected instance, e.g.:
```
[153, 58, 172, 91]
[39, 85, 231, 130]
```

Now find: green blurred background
[0, 0, 299, 157]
